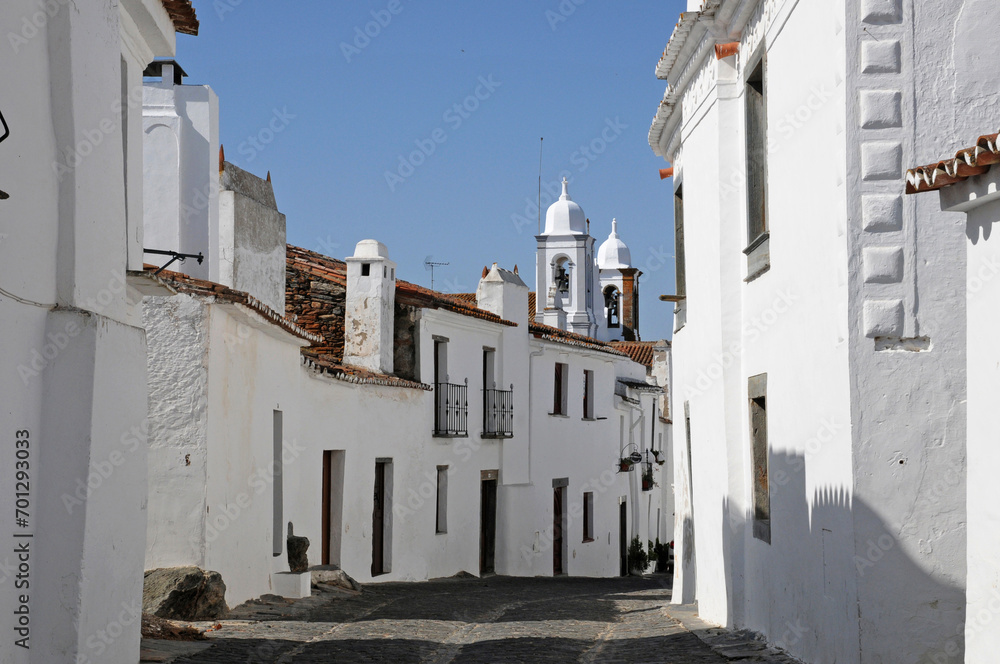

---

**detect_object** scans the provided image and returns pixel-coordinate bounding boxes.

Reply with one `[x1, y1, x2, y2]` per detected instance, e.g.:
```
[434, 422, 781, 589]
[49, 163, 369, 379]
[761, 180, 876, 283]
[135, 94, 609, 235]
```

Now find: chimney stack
[344, 240, 397, 374]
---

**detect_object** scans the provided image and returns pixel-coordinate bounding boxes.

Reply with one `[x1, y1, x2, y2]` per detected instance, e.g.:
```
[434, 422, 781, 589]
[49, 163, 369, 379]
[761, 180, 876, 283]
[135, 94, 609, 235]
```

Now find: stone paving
[143, 576, 800, 664]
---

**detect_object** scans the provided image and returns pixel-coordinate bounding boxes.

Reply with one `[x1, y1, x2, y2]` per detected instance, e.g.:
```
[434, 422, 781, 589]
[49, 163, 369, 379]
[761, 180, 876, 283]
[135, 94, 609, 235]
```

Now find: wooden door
[553, 487, 565, 575]
[480, 479, 497, 574]
[372, 462, 386, 576]
[322, 451, 332, 565]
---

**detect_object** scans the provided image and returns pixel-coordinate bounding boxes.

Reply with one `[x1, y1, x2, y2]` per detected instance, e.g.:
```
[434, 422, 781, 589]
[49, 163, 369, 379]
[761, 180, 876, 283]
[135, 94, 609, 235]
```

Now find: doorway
[322, 451, 345, 567]
[372, 460, 392, 576]
[619, 500, 628, 577]
[553, 486, 566, 575]
[480, 472, 497, 575]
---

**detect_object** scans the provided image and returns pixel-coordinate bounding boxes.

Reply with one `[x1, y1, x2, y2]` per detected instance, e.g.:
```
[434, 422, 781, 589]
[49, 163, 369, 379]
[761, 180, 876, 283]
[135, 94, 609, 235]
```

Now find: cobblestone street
[144, 576, 795, 664]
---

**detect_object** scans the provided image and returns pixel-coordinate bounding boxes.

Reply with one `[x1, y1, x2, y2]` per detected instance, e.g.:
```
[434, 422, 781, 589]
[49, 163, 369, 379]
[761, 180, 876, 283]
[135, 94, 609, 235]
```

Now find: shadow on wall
[679, 515, 696, 604]
[719, 450, 965, 663]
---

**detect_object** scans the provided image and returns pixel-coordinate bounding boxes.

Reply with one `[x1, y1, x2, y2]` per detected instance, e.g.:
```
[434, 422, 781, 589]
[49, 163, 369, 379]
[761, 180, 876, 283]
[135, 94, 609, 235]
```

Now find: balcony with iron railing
[482, 384, 514, 438]
[433, 379, 468, 437]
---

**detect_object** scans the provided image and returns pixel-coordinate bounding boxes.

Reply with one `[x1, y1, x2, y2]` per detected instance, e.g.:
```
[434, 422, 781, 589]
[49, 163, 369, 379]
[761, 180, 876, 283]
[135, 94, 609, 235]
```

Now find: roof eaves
[302, 353, 431, 391]
[149, 267, 321, 344]
[160, 0, 199, 35]
[906, 132, 1000, 194]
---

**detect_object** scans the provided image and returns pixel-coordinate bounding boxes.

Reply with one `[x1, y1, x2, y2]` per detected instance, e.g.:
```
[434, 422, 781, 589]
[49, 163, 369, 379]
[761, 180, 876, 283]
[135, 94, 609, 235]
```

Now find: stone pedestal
[271, 571, 311, 599]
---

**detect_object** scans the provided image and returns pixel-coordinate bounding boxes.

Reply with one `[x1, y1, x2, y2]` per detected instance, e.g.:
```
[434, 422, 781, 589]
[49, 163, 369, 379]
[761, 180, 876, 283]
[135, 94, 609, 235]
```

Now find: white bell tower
[534, 178, 597, 337]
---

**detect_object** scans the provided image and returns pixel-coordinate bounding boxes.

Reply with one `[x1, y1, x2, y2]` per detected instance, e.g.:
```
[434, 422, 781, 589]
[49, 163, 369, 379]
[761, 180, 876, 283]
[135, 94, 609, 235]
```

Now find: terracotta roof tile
[144, 265, 320, 343]
[528, 322, 629, 357]
[609, 341, 657, 368]
[285, 245, 516, 351]
[301, 350, 431, 391]
[160, 0, 199, 35]
[395, 282, 517, 327]
[906, 132, 1000, 194]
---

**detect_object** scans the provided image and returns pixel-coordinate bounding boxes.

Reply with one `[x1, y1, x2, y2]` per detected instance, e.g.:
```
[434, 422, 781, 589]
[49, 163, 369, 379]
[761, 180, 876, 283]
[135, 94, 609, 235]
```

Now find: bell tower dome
[534, 178, 597, 337]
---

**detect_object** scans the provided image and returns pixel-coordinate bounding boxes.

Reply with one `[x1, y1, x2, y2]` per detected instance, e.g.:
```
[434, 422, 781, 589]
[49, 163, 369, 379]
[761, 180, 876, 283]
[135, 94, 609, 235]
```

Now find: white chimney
[344, 240, 396, 374]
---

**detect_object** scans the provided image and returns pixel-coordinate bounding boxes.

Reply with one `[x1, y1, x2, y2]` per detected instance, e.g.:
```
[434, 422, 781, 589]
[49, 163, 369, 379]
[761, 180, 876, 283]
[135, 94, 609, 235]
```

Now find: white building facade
[0, 2, 197, 663]
[650, 1, 999, 662]
[138, 67, 673, 612]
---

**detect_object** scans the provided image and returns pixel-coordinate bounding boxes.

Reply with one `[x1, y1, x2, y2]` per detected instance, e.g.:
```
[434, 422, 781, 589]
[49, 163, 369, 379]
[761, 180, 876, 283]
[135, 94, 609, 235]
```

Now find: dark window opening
[553, 362, 568, 416]
[604, 286, 620, 328]
[361, 263, 371, 276]
[749, 373, 770, 543]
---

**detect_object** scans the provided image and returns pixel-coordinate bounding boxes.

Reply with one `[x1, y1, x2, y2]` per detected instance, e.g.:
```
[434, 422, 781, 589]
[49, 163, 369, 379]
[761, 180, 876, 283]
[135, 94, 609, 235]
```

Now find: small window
[583, 370, 595, 419]
[748, 374, 770, 543]
[436, 466, 448, 534]
[583, 492, 594, 542]
[674, 186, 686, 298]
[383, 265, 387, 278]
[553, 362, 569, 415]
[744, 55, 770, 278]
[361, 263, 371, 276]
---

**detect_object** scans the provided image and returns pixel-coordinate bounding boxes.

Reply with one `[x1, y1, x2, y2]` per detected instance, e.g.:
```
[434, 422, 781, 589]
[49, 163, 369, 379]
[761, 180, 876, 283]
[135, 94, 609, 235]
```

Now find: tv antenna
[537, 137, 544, 234]
[424, 257, 449, 291]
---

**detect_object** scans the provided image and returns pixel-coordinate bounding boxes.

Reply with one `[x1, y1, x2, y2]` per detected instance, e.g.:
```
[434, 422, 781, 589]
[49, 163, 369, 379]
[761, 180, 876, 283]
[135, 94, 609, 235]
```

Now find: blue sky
[176, 0, 684, 339]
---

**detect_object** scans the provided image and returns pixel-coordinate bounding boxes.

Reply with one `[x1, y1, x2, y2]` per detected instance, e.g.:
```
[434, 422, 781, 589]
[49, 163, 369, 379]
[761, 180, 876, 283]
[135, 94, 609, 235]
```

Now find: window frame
[748, 373, 770, 544]
[743, 51, 770, 281]
[435, 465, 448, 534]
[582, 491, 595, 542]
[552, 362, 569, 416]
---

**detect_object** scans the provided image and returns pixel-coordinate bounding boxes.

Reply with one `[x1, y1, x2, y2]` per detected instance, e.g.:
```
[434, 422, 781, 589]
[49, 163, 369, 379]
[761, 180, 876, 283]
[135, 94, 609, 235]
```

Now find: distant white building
[649, 0, 998, 662]
[0, 2, 198, 663]
[139, 66, 673, 611]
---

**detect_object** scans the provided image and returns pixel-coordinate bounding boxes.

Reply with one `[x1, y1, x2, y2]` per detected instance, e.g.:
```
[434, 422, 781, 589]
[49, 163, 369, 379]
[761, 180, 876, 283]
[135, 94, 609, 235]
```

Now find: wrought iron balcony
[434, 379, 468, 437]
[483, 385, 514, 438]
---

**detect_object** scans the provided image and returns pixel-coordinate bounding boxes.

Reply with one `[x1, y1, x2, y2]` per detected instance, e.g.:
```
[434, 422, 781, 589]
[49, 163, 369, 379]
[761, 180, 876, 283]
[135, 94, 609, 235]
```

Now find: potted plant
[653, 539, 671, 573]
[641, 464, 656, 491]
[627, 535, 649, 576]
[618, 458, 634, 473]
[652, 450, 666, 466]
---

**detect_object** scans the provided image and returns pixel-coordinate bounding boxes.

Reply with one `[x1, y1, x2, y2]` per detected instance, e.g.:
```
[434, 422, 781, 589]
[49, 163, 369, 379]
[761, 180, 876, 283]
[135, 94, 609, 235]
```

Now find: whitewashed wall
[656, 0, 999, 661]
[0, 2, 175, 662]
[940, 172, 1000, 664]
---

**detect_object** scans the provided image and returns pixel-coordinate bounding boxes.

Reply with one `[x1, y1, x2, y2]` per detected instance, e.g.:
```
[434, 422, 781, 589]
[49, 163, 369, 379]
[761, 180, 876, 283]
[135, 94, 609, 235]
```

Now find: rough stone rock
[143, 567, 229, 621]
[312, 567, 362, 592]
[287, 523, 310, 573]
